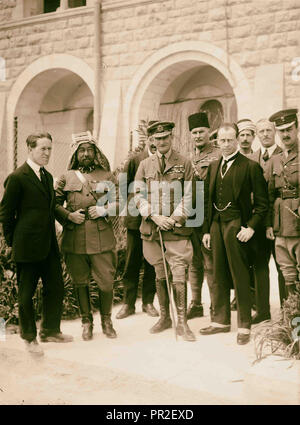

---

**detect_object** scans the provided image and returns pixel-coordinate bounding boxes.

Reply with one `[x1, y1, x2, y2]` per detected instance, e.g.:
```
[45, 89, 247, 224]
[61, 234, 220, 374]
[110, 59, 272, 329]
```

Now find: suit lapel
[44, 168, 54, 205]
[272, 145, 283, 156]
[209, 157, 222, 196]
[231, 153, 247, 199]
[164, 150, 178, 173]
[22, 162, 49, 198]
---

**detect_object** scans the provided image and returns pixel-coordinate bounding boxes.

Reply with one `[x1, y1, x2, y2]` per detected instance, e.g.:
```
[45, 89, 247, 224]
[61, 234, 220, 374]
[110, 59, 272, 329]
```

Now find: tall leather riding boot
[150, 279, 172, 334]
[187, 267, 204, 320]
[75, 286, 93, 341]
[99, 289, 117, 338]
[175, 281, 196, 342]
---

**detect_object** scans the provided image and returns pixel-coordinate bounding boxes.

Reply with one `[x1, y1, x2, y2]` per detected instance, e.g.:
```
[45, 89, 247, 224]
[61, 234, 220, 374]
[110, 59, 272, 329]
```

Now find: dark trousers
[16, 248, 64, 342]
[210, 218, 252, 329]
[123, 229, 156, 307]
[271, 240, 287, 306]
[249, 228, 286, 315]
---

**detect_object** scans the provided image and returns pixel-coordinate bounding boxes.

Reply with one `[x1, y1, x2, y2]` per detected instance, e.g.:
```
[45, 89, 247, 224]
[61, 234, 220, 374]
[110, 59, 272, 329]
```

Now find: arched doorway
[124, 42, 252, 156]
[6, 54, 94, 177]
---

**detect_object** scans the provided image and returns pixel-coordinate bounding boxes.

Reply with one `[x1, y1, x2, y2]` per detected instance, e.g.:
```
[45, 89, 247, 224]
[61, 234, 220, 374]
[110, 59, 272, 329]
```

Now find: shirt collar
[156, 148, 172, 160]
[27, 158, 42, 175]
[148, 148, 154, 157]
[260, 144, 277, 156]
[222, 149, 239, 162]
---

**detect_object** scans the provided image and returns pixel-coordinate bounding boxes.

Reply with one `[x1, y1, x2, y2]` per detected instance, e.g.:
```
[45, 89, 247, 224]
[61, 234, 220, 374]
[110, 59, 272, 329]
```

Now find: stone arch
[123, 41, 252, 149]
[6, 54, 94, 173]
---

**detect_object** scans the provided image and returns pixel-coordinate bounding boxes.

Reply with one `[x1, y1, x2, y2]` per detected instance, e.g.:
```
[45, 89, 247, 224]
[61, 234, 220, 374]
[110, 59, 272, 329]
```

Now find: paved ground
[0, 259, 299, 405]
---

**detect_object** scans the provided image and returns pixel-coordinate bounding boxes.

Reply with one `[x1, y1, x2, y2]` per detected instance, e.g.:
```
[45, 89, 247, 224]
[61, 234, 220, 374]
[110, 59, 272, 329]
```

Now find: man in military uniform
[248, 119, 285, 322]
[187, 112, 221, 320]
[267, 109, 300, 295]
[116, 128, 158, 320]
[237, 119, 256, 156]
[55, 131, 118, 341]
[134, 121, 196, 341]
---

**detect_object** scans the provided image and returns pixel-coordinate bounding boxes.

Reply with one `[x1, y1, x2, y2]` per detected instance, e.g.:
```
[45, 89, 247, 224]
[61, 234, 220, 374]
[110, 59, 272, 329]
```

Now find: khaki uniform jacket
[249, 145, 283, 182]
[192, 143, 221, 181]
[55, 168, 117, 254]
[134, 149, 194, 241]
[267, 144, 299, 237]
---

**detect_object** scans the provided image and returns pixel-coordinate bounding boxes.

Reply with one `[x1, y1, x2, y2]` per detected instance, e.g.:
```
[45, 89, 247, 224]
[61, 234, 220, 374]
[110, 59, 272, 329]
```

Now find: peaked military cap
[269, 108, 298, 130]
[188, 112, 210, 131]
[147, 121, 175, 137]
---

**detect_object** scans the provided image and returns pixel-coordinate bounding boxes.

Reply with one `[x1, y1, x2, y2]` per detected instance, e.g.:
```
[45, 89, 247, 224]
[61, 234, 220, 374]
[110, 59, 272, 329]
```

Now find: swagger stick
[158, 228, 177, 341]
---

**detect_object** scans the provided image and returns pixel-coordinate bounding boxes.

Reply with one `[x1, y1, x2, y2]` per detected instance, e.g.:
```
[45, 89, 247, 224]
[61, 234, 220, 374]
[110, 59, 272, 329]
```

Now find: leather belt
[277, 188, 298, 199]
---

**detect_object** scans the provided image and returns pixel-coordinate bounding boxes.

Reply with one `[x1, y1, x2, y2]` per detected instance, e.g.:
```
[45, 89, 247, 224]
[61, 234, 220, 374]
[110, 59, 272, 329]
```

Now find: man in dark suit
[248, 119, 286, 322]
[116, 131, 158, 319]
[0, 133, 73, 355]
[200, 123, 268, 344]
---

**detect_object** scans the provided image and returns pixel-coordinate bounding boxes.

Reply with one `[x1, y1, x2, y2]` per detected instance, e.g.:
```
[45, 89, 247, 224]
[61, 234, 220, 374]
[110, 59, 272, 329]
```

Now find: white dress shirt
[260, 144, 278, 158]
[221, 149, 239, 177]
[27, 158, 42, 180]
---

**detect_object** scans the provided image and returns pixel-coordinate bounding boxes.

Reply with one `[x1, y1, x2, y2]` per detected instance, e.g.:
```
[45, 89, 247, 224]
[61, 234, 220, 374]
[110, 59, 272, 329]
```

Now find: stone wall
[99, 0, 300, 109]
[0, 0, 299, 179]
[0, 8, 95, 80]
[0, 0, 16, 23]
[0, 1, 298, 105]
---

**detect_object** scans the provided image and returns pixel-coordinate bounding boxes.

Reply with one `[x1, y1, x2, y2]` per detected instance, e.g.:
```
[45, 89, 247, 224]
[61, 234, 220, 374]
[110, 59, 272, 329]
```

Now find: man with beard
[201, 123, 268, 344]
[55, 131, 118, 341]
[237, 119, 256, 156]
[248, 119, 286, 322]
[187, 112, 221, 320]
[116, 126, 158, 320]
[267, 109, 300, 296]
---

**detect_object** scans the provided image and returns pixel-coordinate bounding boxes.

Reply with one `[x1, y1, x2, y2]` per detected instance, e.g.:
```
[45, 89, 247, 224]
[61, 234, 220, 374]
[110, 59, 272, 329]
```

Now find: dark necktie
[161, 154, 166, 174]
[262, 149, 269, 162]
[221, 152, 239, 176]
[39, 167, 49, 194]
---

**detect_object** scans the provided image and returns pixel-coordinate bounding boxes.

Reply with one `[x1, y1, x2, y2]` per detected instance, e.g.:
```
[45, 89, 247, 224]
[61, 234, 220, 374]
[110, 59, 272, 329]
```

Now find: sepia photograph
[0, 0, 299, 409]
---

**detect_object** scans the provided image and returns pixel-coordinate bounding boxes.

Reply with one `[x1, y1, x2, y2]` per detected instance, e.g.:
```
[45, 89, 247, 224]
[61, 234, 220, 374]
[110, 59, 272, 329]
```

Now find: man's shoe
[150, 316, 172, 333]
[251, 313, 271, 325]
[40, 333, 73, 343]
[237, 333, 250, 345]
[187, 301, 204, 320]
[82, 323, 93, 341]
[199, 325, 230, 335]
[25, 339, 44, 356]
[101, 314, 117, 339]
[116, 304, 135, 319]
[142, 303, 159, 317]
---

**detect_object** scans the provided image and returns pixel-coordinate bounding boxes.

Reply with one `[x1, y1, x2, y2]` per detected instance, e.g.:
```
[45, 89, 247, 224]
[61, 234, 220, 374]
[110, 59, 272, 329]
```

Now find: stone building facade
[0, 0, 299, 188]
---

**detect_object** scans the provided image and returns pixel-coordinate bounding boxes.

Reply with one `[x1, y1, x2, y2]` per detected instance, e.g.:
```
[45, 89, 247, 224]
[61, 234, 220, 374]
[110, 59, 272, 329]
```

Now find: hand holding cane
[157, 227, 178, 341]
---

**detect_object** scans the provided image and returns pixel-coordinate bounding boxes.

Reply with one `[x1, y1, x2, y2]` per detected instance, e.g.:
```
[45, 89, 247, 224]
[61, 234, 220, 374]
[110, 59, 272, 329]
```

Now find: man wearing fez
[267, 109, 300, 296]
[201, 123, 268, 345]
[55, 131, 118, 341]
[134, 121, 196, 341]
[248, 119, 285, 322]
[0, 133, 73, 356]
[237, 119, 256, 156]
[187, 112, 221, 320]
[116, 123, 158, 320]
